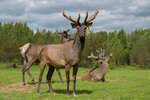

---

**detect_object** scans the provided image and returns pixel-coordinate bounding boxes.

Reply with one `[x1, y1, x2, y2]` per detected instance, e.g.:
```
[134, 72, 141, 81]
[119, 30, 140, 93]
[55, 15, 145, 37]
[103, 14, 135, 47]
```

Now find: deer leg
[23, 59, 27, 65]
[101, 77, 105, 82]
[22, 59, 35, 85]
[56, 68, 63, 83]
[65, 66, 70, 96]
[47, 64, 55, 93]
[22, 63, 27, 85]
[37, 62, 46, 94]
[73, 66, 78, 96]
[44, 78, 47, 84]
[44, 67, 49, 84]
[44, 68, 63, 83]
[27, 70, 35, 84]
[24, 59, 35, 84]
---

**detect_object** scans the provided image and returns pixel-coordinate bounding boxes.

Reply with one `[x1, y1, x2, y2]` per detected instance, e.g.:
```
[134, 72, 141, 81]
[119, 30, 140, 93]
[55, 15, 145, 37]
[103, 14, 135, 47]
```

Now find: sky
[0, 0, 150, 33]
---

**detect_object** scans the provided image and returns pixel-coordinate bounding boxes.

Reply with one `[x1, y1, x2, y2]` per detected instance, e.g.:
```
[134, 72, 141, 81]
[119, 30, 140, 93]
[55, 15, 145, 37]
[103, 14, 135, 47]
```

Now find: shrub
[109, 64, 116, 70]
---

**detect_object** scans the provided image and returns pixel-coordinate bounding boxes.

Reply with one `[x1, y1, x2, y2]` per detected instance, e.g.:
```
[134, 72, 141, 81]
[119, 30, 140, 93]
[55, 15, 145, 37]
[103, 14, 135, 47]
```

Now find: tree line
[0, 22, 150, 68]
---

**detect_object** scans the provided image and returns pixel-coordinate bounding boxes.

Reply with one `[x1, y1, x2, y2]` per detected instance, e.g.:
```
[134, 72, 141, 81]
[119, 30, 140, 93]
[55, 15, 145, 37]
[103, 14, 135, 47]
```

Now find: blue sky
[0, 0, 150, 33]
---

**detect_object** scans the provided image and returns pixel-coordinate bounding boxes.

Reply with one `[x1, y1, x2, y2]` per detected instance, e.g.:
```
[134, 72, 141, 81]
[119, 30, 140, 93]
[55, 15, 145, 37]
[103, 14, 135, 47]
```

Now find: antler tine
[100, 48, 102, 53]
[102, 49, 105, 57]
[96, 50, 99, 53]
[77, 13, 81, 24]
[97, 48, 103, 59]
[84, 12, 88, 23]
[86, 8, 99, 22]
[62, 10, 78, 24]
[88, 53, 98, 59]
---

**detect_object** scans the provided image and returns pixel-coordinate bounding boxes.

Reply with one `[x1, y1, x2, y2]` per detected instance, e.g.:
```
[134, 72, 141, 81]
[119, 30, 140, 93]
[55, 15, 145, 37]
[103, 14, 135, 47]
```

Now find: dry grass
[0, 82, 36, 93]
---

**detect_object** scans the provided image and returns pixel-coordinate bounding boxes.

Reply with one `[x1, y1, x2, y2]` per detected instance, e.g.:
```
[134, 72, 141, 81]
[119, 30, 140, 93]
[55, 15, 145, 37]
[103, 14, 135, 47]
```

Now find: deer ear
[57, 32, 63, 37]
[71, 23, 77, 28]
[87, 22, 93, 27]
[57, 32, 62, 34]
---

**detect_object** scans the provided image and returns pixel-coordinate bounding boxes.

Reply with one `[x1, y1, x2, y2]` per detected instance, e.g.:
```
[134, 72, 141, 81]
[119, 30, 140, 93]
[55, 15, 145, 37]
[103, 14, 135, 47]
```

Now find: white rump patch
[20, 43, 31, 58]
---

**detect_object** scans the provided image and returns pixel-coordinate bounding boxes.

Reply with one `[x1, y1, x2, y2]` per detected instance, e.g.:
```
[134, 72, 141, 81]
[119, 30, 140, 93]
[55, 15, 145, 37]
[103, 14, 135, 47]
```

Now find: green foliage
[129, 29, 150, 68]
[0, 22, 60, 63]
[12, 59, 18, 64]
[0, 22, 150, 68]
[131, 63, 138, 68]
[109, 64, 116, 70]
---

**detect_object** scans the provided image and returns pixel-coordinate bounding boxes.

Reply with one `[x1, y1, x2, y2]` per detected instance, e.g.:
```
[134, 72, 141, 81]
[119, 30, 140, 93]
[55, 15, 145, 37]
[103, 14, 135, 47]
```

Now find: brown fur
[81, 68, 95, 81]
[35, 9, 99, 95]
[81, 54, 112, 82]
[21, 30, 72, 85]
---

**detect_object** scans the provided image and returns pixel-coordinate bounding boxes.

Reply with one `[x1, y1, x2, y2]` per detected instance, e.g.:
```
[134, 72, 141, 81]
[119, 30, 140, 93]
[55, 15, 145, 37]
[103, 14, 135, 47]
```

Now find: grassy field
[0, 63, 150, 100]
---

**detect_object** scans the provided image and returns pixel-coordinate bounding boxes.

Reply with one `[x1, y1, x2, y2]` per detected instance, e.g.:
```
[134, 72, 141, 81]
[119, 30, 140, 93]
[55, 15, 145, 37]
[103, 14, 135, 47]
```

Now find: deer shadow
[27, 80, 62, 85]
[26, 81, 93, 95]
[42, 89, 93, 95]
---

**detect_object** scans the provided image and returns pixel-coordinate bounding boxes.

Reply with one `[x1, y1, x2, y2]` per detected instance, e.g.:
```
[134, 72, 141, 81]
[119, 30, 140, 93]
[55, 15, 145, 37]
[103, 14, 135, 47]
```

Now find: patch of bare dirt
[0, 82, 37, 93]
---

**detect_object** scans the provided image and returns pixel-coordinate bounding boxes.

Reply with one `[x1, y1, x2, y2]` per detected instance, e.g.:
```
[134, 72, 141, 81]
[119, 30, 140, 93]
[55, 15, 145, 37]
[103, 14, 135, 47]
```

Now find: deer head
[104, 53, 112, 63]
[57, 29, 70, 38]
[62, 9, 99, 38]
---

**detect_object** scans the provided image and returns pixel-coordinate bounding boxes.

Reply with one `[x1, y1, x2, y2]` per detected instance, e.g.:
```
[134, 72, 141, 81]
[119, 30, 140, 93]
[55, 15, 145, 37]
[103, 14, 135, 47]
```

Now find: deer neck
[73, 33, 85, 52]
[105, 55, 111, 63]
[99, 62, 108, 74]
[100, 56, 111, 73]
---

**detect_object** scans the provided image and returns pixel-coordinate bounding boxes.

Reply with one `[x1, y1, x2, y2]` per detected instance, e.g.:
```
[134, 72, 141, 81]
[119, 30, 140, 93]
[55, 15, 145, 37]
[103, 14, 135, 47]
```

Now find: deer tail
[20, 43, 31, 60]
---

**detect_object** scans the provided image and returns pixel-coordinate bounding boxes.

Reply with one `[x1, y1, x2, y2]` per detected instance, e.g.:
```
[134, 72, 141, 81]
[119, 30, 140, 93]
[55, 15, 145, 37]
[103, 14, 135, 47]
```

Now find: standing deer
[44, 29, 74, 83]
[20, 29, 72, 85]
[81, 49, 112, 82]
[25, 9, 99, 95]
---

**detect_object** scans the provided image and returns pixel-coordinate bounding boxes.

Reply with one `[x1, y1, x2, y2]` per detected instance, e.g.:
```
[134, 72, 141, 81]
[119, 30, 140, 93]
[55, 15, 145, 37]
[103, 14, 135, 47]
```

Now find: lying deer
[24, 9, 99, 95]
[81, 49, 112, 82]
[20, 29, 72, 85]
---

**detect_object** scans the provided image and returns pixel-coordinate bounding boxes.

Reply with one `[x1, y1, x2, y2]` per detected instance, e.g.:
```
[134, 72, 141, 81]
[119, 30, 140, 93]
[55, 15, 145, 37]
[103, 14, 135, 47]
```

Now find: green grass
[0, 63, 150, 100]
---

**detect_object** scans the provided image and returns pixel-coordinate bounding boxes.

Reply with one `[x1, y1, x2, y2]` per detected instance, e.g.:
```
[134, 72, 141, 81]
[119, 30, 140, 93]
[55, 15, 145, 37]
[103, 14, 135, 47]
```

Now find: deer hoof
[67, 93, 71, 96]
[37, 92, 40, 95]
[44, 80, 47, 84]
[32, 80, 35, 84]
[36, 93, 40, 95]
[23, 83, 26, 85]
[50, 91, 56, 94]
[73, 93, 77, 96]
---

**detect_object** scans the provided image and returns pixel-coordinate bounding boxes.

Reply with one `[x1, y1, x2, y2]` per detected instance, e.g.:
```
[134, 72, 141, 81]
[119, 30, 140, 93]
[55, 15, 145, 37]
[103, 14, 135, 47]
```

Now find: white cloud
[0, 0, 150, 33]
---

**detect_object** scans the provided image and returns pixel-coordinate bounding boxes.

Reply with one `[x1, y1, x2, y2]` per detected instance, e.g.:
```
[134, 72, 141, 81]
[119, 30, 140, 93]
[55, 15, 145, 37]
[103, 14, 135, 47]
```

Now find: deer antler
[98, 49, 105, 60]
[88, 48, 105, 63]
[84, 12, 88, 23]
[84, 9, 99, 23]
[96, 50, 100, 53]
[62, 10, 80, 24]
[88, 53, 98, 59]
